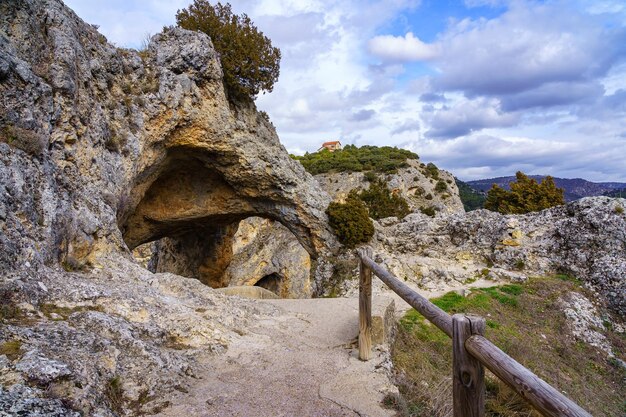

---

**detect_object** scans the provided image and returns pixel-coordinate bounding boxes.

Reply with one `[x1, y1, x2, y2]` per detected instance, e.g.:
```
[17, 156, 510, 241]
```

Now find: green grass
[391, 278, 625, 417]
[40, 303, 104, 320]
[0, 340, 22, 360]
[106, 376, 125, 414]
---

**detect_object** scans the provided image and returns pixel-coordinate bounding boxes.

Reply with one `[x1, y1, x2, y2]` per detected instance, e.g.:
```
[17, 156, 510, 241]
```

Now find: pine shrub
[326, 196, 374, 248]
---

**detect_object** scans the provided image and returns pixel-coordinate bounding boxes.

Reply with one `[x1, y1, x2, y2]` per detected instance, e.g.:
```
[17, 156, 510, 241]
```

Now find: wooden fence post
[358, 246, 373, 361]
[453, 314, 486, 417]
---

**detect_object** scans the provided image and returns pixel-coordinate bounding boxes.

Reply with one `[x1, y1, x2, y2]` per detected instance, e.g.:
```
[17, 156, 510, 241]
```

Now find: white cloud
[368, 32, 439, 62]
[61, 0, 626, 182]
[430, 3, 626, 97]
[425, 98, 519, 138]
[412, 133, 626, 182]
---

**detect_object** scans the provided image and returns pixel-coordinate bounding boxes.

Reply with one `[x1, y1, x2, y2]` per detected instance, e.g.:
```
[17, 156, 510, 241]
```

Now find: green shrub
[434, 180, 447, 193]
[411, 186, 425, 197]
[293, 145, 418, 175]
[425, 193, 433, 200]
[326, 197, 374, 248]
[363, 171, 378, 182]
[485, 171, 564, 214]
[424, 162, 439, 179]
[419, 206, 436, 217]
[176, 1, 281, 101]
[358, 179, 410, 220]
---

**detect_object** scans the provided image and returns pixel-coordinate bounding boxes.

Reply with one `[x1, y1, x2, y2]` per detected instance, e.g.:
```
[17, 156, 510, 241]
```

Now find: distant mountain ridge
[466, 176, 626, 201]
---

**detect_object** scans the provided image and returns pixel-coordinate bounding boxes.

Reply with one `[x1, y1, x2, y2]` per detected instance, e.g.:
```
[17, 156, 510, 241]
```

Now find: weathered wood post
[358, 246, 373, 361]
[453, 314, 486, 417]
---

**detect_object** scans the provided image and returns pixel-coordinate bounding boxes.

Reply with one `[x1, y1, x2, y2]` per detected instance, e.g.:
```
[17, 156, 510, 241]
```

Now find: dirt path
[152, 280, 500, 417]
[154, 297, 397, 417]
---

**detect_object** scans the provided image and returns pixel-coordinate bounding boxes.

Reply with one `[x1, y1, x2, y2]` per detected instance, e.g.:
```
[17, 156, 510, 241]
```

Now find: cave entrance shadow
[254, 273, 282, 296]
[121, 148, 317, 297]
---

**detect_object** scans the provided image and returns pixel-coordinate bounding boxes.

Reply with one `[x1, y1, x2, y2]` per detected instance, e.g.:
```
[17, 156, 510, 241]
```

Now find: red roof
[322, 141, 341, 146]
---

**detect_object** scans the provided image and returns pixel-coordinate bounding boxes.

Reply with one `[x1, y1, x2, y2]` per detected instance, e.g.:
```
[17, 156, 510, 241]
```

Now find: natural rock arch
[120, 146, 327, 288]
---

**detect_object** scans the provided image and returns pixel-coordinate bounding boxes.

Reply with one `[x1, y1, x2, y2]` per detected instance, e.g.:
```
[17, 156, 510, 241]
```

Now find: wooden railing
[356, 247, 592, 417]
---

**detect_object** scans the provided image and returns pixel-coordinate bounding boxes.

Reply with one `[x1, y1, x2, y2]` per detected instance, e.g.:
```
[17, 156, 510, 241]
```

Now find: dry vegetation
[389, 276, 625, 417]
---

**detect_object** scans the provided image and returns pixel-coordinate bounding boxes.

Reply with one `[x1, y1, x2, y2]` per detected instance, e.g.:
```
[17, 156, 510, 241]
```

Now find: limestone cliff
[315, 159, 464, 215]
[0, 0, 335, 414]
[371, 197, 626, 317]
[0, 0, 335, 282]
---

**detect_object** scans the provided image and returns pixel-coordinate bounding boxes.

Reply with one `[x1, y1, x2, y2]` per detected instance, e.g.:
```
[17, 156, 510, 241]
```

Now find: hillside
[604, 188, 626, 198]
[292, 145, 419, 175]
[293, 146, 465, 216]
[455, 178, 486, 211]
[467, 176, 626, 202]
[390, 276, 625, 417]
[1, 1, 625, 416]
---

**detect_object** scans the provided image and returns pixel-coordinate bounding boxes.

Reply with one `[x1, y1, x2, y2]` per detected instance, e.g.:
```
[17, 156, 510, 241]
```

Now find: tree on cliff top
[485, 171, 565, 214]
[176, 1, 281, 101]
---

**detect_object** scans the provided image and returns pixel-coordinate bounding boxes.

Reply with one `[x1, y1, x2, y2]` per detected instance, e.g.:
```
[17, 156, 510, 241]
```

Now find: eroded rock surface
[371, 197, 626, 316]
[315, 159, 464, 215]
[0, 0, 335, 414]
[0, 258, 279, 416]
[0, 0, 334, 281]
[224, 217, 312, 298]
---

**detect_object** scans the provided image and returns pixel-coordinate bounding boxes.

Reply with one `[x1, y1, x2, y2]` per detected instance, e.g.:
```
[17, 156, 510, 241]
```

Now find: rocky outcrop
[222, 160, 464, 298]
[0, 0, 334, 283]
[0, 257, 280, 416]
[0, 0, 335, 414]
[315, 159, 464, 215]
[223, 217, 312, 298]
[371, 197, 626, 316]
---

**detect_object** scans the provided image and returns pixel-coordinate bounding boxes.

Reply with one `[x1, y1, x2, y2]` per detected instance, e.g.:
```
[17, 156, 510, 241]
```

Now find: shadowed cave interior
[121, 149, 310, 296]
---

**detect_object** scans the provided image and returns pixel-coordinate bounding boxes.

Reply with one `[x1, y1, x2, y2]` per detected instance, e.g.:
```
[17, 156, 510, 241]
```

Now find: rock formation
[0, 0, 334, 284]
[216, 159, 464, 298]
[371, 197, 626, 316]
[0, 0, 334, 413]
[223, 217, 312, 298]
[315, 159, 464, 215]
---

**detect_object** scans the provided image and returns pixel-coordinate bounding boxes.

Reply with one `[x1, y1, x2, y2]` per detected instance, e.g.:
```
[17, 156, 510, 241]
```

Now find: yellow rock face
[455, 252, 473, 261]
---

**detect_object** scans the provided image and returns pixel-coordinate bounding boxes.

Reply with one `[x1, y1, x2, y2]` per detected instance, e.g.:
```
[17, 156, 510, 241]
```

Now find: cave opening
[254, 273, 282, 296]
[122, 148, 314, 297]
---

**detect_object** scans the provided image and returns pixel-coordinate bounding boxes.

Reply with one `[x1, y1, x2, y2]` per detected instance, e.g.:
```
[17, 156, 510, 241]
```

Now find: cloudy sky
[65, 0, 626, 182]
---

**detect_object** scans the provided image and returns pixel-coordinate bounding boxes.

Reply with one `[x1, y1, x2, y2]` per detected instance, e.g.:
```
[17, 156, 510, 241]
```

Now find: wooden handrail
[356, 248, 592, 417]
[465, 336, 592, 417]
[358, 251, 453, 337]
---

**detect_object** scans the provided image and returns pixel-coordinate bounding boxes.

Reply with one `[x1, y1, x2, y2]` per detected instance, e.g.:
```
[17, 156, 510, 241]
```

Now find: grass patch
[40, 303, 104, 320]
[391, 278, 625, 416]
[0, 340, 22, 360]
[106, 376, 125, 414]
